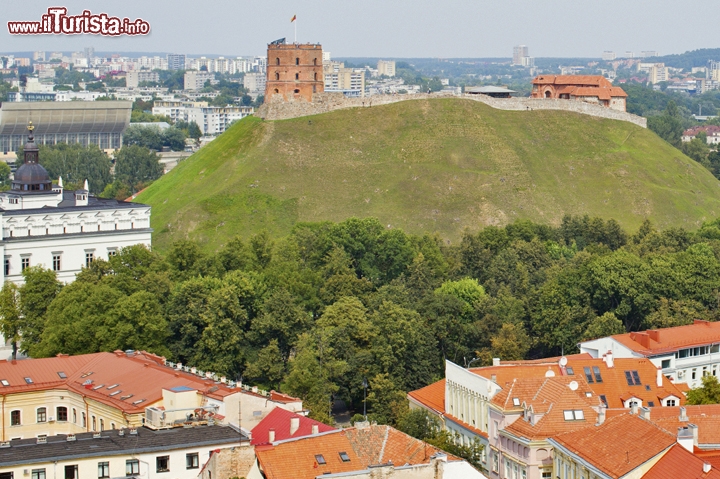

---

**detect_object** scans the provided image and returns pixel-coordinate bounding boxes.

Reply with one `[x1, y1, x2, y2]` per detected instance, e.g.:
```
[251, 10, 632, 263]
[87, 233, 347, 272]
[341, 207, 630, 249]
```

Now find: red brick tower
[265, 42, 324, 102]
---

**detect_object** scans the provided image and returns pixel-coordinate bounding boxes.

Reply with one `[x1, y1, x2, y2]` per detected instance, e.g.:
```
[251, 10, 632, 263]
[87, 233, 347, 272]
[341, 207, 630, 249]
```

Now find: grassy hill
[136, 98, 720, 252]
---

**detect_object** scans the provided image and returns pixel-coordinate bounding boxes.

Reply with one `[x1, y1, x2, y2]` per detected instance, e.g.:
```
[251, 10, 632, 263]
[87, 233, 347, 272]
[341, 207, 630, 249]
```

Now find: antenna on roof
[568, 381, 579, 391]
[545, 369, 556, 378]
[559, 356, 568, 367]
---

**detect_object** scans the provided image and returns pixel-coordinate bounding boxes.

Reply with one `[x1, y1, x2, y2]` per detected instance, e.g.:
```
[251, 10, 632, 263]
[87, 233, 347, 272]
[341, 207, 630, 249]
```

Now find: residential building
[642, 443, 720, 479]
[265, 41, 324, 102]
[323, 63, 365, 97]
[377, 60, 396, 77]
[126, 70, 160, 88]
[6, 92, 57, 102]
[682, 125, 720, 144]
[648, 63, 669, 84]
[252, 423, 485, 479]
[641, 51, 659, 58]
[243, 72, 267, 94]
[549, 413, 676, 479]
[602, 51, 616, 61]
[250, 407, 335, 445]
[0, 101, 131, 154]
[513, 45, 529, 66]
[183, 71, 215, 91]
[167, 53, 186, 71]
[579, 319, 720, 388]
[530, 75, 628, 111]
[708, 61, 720, 81]
[0, 425, 249, 479]
[0, 349, 302, 440]
[152, 101, 253, 135]
[32, 51, 45, 62]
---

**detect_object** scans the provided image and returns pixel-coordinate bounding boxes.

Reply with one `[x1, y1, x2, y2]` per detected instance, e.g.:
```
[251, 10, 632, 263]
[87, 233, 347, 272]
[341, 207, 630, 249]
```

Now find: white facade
[153, 102, 253, 135]
[183, 71, 216, 91]
[243, 73, 266, 94]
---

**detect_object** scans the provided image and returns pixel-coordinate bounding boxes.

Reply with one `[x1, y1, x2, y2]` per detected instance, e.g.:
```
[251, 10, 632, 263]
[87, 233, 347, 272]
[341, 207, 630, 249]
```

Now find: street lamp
[362, 378, 369, 420]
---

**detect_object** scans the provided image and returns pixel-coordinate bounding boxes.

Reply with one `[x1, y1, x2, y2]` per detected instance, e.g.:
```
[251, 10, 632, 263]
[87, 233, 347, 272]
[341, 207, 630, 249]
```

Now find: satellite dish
[559, 356, 568, 367]
[569, 381, 579, 391]
[545, 370, 556, 378]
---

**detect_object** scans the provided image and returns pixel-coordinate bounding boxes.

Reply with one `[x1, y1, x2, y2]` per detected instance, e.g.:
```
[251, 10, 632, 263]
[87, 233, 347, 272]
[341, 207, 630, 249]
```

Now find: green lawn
[136, 98, 720, 252]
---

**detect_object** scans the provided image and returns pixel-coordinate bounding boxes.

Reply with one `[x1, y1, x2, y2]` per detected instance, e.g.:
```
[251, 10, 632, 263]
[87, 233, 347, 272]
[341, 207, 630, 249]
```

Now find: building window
[275, 58, 280, 65]
[275, 72, 279, 80]
[492, 453, 499, 472]
[82, 412, 86, 428]
[667, 399, 676, 406]
[295, 72, 299, 80]
[10, 410, 20, 426]
[21, 257, 29, 271]
[126, 460, 139, 476]
[86, 252, 94, 267]
[186, 453, 199, 469]
[295, 57, 299, 65]
[92, 415, 96, 431]
[64, 466, 77, 479]
[661, 359, 671, 369]
[52, 254, 61, 271]
[73, 408, 77, 423]
[100, 418, 104, 430]
[0, 472, 14, 479]
[31, 470, 45, 479]
[57, 406, 68, 422]
[156, 456, 170, 473]
[98, 462, 110, 479]
[37, 407, 47, 423]
[4, 258, 9, 276]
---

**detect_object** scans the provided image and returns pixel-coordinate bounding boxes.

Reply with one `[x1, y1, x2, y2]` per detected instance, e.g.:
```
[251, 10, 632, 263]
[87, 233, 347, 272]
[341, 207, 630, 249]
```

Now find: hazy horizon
[2, 0, 719, 58]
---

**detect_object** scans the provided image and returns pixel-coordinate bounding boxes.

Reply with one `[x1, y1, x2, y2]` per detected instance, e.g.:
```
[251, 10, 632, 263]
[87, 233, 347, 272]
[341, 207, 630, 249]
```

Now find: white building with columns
[0, 123, 152, 285]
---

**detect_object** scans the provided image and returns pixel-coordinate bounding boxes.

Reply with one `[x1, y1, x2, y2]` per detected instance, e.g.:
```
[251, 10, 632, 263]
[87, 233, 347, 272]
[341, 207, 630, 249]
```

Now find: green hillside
[136, 98, 720, 252]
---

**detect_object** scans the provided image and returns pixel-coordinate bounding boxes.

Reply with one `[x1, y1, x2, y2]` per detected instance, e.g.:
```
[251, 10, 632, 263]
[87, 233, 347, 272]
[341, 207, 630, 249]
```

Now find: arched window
[295, 58, 299, 65]
[294, 89, 300, 94]
[57, 406, 68, 422]
[92, 415, 97, 431]
[275, 72, 280, 80]
[72, 408, 77, 423]
[544, 90, 551, 98]
[313, 58, 317, 65]
[82, 412, 86, 428]
[295, 73, 299, 80]
[314, 72, 318, 81]
[274, 88, 279, 94]
[276, 58, 280, 65]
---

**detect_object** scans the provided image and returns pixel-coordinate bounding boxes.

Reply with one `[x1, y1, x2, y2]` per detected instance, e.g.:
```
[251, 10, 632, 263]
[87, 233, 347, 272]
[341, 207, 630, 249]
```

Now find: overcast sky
[2, 0, 718, 58]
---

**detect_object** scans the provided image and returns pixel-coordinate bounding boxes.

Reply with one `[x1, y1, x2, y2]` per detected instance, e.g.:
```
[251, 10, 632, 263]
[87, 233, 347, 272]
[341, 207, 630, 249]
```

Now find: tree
[244, 339, 286, 389]
[31, 143, 113, 194]
[162, 127, 186, 151]
[18, 266, 62, 355]
[365, 373, 408, 425]
[582, 312, 625, 340]
[490, 323, 530, 361]
[114, 145, 163, 191]
[123, 125, 163, 151]
[0, 162, 11, 191]
[0, 283, 21, 359]
[647, 100, 684, 147]
[687, 374, 720, 405]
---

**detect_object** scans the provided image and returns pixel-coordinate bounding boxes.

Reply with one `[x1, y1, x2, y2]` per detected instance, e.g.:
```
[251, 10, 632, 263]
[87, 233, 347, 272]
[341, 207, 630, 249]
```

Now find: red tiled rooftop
[407, 379, 445, 414]
[610, 320, 720, 355]
[250, 407, 335, 445]
[551, 413, 676, 478]
[642, 444, 720, 479]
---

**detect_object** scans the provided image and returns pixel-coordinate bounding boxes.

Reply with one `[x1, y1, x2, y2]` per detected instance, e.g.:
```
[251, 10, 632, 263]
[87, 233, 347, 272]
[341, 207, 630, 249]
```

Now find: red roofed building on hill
[580, 319, 720, 388]
[530, 75, 628, 111]
[682, 125, 720, 145]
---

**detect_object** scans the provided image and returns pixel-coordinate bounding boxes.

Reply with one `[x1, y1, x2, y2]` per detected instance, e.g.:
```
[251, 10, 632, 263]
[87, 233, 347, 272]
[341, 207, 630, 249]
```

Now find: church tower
[265, 40, 324, 102]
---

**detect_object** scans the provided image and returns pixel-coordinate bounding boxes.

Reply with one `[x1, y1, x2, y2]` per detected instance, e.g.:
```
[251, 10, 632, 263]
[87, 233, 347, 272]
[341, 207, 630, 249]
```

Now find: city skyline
[1, 0, 719, 59]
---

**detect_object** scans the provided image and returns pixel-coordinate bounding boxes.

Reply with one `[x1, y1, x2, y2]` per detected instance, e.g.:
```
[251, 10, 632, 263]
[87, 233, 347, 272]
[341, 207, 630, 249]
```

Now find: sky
[1, 0, 719, 58]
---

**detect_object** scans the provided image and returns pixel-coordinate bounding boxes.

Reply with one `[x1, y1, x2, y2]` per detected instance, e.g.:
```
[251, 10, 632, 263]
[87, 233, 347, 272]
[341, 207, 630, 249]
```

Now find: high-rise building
[649, 63, 669, 84]
[167, 53, 186, 71]
[84, 47, 94, 59]
[323, 63, 365, 97]
[265, 40, 324, 102]
[708, 60, 720, 81]
[377, 60, 396, 77]
[126, 71, 160, 88]
[602, 51, 616, 61]
[32, 51, 45, 62]
[243, 72, 266, 94]
[183, 71, 215, 91]
[513, 45, 528, 66]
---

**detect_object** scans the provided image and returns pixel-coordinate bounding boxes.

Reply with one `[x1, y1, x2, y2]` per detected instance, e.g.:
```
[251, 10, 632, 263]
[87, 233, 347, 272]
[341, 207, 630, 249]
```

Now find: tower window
[313, 58, 317, 65]
[314, 72, 318, 81]
[295, 73, 299, 80]
[294, 89, 300, 94]
[275, 72, 279, 80]
[296, 58, 299, 65]
[276, 58, 280, 65]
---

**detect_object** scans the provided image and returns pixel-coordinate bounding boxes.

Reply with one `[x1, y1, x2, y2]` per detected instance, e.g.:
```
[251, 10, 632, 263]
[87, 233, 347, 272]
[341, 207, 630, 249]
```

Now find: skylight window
[120, 394, 134, 400]
[132, 399, 145, 405]
[599, 395, 608, 406]
[585, 392, 592, 398]
[648, 401, 655, 407]
[57, 372, 67, 379]
[109, 390, 122, 396]
[24, 377, 33, 384]
[0, 380, 8, 386]
[563, 410, 585, 421]
[339, 452, 350, 462]
[625, 370, 642, 386]
[592, 366, 603, 383]
[512, 398, 520, 406]
[583, 367, 594, 384]
[80, 372, 93, 378]
[92, 384, 105, 390]
[632, 371, 641, 385]
[107, 384, 119, 390]
[566, 367, 574, 375]
[315, 455, 326, 465]
[645, 385, 651, 391]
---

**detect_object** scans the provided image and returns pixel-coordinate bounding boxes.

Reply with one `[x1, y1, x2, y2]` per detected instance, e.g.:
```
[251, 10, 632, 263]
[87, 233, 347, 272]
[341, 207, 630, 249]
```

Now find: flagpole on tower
[291, 14, 297, 43]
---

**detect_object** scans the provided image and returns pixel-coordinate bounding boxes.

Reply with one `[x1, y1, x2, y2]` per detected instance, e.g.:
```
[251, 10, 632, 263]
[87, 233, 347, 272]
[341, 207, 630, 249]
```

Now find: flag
[291, 14, 297, 22]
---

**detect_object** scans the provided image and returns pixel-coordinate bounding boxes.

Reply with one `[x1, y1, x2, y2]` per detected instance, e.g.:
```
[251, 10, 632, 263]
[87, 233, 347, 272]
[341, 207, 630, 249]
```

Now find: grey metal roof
[0, 425, 248, 466]
[466, 86, 517, 94]
[1, 193, 149, 215]
[0, 101, 132, 136]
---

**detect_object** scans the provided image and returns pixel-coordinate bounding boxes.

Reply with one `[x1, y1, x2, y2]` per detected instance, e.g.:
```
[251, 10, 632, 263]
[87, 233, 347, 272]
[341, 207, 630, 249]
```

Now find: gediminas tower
[265, 41, 324, 102]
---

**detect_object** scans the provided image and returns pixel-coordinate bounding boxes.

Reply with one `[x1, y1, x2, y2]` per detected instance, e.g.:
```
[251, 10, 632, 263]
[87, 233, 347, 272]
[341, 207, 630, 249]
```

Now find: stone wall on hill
[256, 91, 648, 128]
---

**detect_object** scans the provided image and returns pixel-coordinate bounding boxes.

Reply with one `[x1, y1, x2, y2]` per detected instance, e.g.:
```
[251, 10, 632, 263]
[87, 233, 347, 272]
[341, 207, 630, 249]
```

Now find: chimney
[679, 407, 688, 422]
[690, 424, 699, 446]
[491, 374, 497, 383]
[630, 403, 639, 415]
[630, 332, 650, 349]
[639, 407, 650, 420]
[312, 424, 319, 435]
[678, 427, 694, 452]
[290, 416, 300, 435]
[596, 407, 606, 426]
[657, 368, 663, 387]
[647, 330, 660, 342]
[704, 464, 712, 474]
[268, 429, 275, 443]
[492, 358, 501, 366]
[603, 350, 614, 368]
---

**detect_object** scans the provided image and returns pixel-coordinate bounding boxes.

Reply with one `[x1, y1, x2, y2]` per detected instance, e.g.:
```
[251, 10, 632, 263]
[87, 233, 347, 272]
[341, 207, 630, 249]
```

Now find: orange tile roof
[532, 75, 612, 86]
[255, 425, 460, 479]
[642, 444, 720, 479]
[644, 405, 720, 446]
[0, 351, 298, 414]
[694, 448, 720, 471]
[250, 407, 335, 445]
[407, 379, 445, 414]
[608, 320, 720, 355]
[497, 377, 600, 441]
[550, 413, 676, 478]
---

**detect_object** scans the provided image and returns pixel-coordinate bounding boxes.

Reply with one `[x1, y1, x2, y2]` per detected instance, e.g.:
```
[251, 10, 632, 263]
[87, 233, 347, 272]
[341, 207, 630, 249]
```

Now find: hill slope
[136, 98, 720, 251]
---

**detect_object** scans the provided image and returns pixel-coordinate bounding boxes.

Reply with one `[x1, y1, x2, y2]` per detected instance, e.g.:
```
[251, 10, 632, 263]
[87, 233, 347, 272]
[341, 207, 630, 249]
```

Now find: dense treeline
[5, 216, 720, 426]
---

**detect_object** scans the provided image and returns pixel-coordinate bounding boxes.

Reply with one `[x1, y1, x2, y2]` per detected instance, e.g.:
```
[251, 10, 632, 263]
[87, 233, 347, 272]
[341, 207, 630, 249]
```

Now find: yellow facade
[1, 388, 146, 441]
